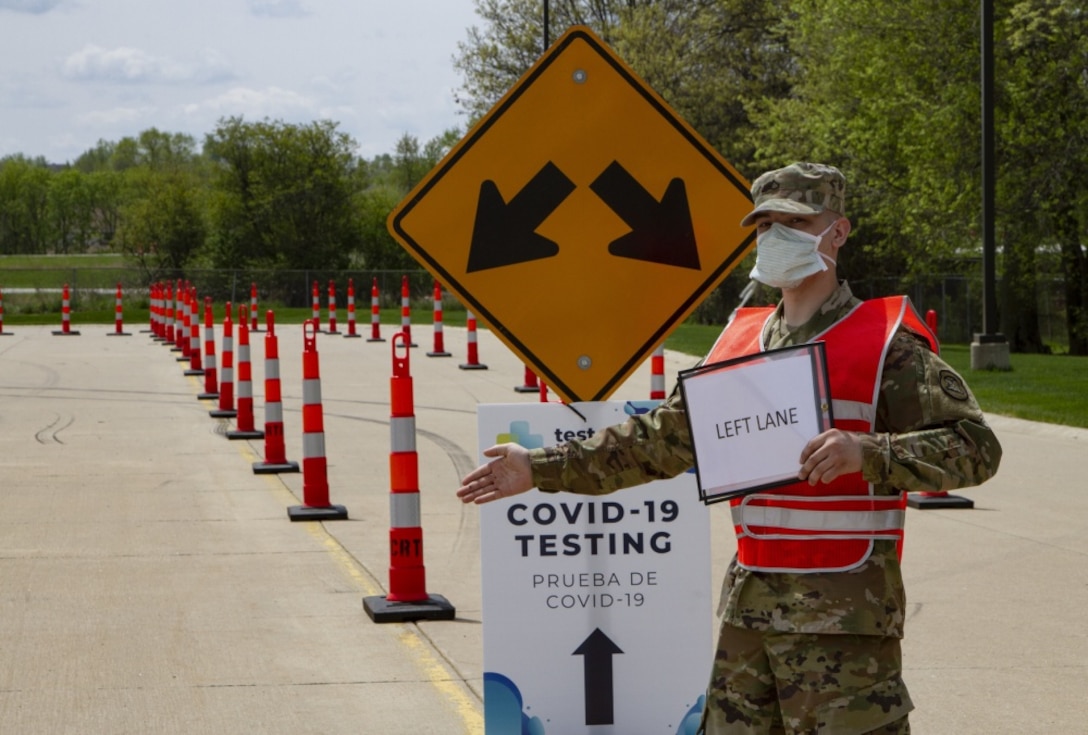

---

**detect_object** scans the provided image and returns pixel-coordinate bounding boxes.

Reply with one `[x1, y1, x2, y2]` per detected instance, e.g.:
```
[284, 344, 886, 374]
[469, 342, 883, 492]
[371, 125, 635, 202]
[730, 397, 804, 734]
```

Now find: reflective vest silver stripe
[303, 378, 321, 404]
[390, 416, 416, 452]
[390, 492, 421, 528]
[302, 432, 325, 459]
[831, 399, 874, 424]
[732, 497, 905, 539]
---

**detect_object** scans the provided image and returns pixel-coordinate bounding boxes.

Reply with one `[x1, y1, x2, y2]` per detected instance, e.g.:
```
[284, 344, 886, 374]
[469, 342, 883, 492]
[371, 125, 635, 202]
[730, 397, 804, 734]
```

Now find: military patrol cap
[740, 162, 846, 227]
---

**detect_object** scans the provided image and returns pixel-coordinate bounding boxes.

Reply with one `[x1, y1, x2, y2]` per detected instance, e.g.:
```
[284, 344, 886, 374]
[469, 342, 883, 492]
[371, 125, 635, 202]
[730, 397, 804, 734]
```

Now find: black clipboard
[677, 342, 834, 505]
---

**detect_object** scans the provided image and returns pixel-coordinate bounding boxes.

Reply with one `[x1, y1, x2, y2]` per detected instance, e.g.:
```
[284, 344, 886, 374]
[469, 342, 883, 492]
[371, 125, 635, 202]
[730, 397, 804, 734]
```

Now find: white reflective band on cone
[302, 432, 325, 459]
[265, 359, 279, 380]
[302, 378, 321, 404]
[265, 402, 282, 422]
[390, 492, 421, 528]
[390, 416, 416, 452]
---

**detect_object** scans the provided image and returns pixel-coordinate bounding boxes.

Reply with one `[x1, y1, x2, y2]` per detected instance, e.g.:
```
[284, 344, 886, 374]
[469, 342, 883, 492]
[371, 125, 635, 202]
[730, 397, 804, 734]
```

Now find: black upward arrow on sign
[573, 628, 624, 726]
[466, 161, 699, 273]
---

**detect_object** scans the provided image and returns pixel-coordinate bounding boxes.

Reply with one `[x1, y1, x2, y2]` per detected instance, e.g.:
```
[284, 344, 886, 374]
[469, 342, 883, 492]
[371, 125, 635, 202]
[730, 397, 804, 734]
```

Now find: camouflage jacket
[529, 281, 1002, 637]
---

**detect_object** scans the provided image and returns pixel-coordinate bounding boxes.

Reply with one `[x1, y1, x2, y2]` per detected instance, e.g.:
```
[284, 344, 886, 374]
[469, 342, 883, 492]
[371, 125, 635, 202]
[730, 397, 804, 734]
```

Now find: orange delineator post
[311, 280, 320, 322]
[175, 283, 192, 359]
[364, 331, 455, 622]
[227, 304, 264, 440]
[650, 344, 666, 400]
[184, 287, 204, 377]
[0, 285, 10, 336]
[514, 364, 540, 393]
[326, 280, 339, 334]
[908, 310, 973, 510]
[210, 303, 237, 418]
[164, 282, 175, 346]
[458, 310, 488, 370]
[249, 283, 261, 332]
[197, 296, 219, 401]
[52, 283, 81, 336]
[105, 282, 131, 336]
[400, 275, 417, 346]
[426, 281, 451, 357]
[288, 320, 348, 521]
[344, 278, 361, 338]
[253, 311, 299, 474]
[367, 277, 385, 343]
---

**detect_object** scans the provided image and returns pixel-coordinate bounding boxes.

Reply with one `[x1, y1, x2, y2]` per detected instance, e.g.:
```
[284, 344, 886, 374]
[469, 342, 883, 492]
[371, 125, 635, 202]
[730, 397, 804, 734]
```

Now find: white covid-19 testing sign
[477, 401, 712, 735]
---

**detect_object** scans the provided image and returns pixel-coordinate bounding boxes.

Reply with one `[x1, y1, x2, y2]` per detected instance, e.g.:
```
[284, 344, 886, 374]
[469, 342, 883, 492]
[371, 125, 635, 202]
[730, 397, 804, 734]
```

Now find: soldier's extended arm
[529, 389, 695, 496]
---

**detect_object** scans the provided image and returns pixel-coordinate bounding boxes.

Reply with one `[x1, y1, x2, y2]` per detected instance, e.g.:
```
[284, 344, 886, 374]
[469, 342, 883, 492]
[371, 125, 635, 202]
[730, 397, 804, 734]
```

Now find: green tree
[1001, 0, 1088, 354]
[203, 117, 364, 271]
[116, 169, 207, 278]
[47, 168, 96, 254]
[0, 156, 52, 254]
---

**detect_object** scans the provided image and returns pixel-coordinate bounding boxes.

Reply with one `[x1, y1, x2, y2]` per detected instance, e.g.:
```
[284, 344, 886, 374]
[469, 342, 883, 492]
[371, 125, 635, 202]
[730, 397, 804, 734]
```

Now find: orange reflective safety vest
[706, 297, 937, 573]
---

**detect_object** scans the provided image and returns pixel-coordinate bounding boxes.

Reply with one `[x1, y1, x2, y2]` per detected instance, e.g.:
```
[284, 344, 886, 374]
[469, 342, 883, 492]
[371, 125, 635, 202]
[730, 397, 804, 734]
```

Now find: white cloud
[61, 44, 235, 85]
[184, 86, 316, 119]
[76, 105, 155, 127]
[248, 0, 309, 19]
[0, 0, 64, 13]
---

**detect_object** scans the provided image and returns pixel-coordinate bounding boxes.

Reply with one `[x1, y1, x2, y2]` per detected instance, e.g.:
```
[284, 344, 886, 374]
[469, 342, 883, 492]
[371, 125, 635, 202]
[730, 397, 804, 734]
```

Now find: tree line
[0, 121, 457, 279]
[2, 0, 1085, 353]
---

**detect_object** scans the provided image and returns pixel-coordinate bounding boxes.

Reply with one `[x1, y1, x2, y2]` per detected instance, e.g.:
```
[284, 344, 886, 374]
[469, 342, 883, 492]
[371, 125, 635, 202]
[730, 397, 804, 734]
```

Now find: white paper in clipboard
[678, 342, 833, 504]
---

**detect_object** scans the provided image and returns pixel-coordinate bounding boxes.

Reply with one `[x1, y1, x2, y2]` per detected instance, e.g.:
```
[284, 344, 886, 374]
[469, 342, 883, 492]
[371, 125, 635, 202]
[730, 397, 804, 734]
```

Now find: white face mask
[748, 221, 837, 289]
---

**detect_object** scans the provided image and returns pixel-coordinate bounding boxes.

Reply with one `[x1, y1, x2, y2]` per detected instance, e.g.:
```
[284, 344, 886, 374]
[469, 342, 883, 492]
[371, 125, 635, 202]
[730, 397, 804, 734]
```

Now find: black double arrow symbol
[466, 161, 700, 273]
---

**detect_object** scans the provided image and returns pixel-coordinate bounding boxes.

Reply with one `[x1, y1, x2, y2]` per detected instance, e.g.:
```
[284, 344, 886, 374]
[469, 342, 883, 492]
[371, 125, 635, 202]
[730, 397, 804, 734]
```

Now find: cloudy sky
[0, 0, 482, 164]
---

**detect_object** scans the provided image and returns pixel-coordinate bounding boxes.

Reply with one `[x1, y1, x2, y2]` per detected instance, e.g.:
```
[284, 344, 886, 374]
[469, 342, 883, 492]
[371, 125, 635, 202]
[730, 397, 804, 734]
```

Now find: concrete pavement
[0, 322, 1085, 733]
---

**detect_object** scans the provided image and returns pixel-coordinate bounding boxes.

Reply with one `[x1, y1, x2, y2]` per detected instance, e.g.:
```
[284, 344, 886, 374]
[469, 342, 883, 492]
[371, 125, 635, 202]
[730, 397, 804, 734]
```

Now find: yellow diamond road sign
[389, 25, 754, 403]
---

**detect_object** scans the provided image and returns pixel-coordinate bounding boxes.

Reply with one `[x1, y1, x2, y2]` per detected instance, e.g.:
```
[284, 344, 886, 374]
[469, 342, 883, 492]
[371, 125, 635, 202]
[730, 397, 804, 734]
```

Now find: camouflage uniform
[528, 280, 1002, 734]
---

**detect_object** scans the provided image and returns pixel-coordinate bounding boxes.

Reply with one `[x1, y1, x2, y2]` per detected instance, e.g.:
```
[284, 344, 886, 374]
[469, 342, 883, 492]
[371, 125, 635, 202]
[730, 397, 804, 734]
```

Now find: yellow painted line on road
[230, 437, 484, 734]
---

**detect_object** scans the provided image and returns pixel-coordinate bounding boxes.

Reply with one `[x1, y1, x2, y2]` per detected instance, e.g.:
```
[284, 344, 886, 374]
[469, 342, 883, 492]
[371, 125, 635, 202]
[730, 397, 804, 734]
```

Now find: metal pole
[972, 0, 1010, 368]
[980, 0, 999, 339]
[543, 0, 550, 50]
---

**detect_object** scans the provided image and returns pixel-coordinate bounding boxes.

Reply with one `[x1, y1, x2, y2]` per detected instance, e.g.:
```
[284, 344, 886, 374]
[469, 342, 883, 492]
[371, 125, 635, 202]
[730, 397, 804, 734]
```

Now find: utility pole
[971, 0, 1011, 370]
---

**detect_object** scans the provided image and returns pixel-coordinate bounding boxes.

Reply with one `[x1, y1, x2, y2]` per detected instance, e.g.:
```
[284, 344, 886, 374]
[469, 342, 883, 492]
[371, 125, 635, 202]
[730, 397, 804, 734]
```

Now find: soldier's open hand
[457, 443, 533, 504]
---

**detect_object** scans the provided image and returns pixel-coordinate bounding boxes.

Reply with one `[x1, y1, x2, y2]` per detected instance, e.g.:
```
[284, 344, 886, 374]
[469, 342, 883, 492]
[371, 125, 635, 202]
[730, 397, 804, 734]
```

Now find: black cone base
[226, 429, 265, 440]
[364, 593, 455, 623]
[907, 493, 975, 510]
[459, 363, 488, 370]
[252, 460, 300, 475]
[287, 504, 348, 522]
[209, 409, 237, 418]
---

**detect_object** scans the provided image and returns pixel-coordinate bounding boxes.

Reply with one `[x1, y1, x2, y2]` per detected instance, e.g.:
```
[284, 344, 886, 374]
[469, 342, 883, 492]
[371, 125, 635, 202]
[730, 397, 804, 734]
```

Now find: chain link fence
[0, 267, 1069, 347]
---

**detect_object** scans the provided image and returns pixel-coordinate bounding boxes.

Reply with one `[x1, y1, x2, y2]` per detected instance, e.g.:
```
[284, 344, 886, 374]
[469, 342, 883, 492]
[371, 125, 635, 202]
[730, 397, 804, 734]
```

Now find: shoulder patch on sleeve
[938, 369, 969, 401]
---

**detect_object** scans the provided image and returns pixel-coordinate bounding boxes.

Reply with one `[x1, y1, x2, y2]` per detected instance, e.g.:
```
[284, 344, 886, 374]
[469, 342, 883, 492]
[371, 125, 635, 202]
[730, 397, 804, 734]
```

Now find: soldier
[457, 162, 1002, 734]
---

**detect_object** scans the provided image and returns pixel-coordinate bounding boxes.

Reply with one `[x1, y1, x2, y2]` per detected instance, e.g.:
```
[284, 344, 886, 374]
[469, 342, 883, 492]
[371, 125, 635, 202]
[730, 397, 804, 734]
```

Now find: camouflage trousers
[698, 622, 913, 734]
